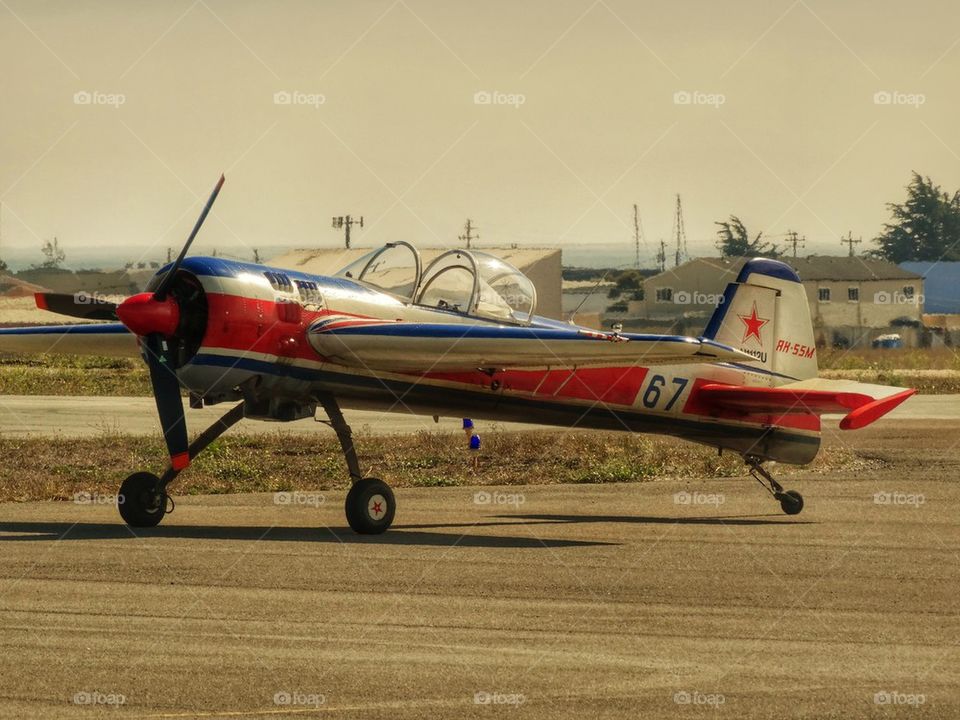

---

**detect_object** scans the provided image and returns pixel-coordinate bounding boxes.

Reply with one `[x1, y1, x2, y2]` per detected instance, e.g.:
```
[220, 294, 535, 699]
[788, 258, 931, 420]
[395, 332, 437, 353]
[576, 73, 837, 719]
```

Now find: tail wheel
[345, 478, 395, 534]
[778, 490, 804, 516]
[118, 472, 167, 528]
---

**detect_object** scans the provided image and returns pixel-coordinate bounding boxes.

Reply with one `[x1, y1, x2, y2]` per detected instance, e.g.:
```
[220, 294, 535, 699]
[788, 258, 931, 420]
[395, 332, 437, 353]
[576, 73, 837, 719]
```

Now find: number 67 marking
[641, 375, 689, 410]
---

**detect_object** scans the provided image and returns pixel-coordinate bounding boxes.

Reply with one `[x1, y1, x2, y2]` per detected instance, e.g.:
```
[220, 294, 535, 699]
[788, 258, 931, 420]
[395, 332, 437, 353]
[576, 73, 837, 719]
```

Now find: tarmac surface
[1, 418, 958, 718]
[0, 393, 958, 438]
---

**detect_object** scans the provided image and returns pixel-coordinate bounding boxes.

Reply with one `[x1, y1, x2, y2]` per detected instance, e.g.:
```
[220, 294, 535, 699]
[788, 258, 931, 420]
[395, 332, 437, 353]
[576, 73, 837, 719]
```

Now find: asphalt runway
[1, 438, 958, 718]
[0, 393, 957, 438]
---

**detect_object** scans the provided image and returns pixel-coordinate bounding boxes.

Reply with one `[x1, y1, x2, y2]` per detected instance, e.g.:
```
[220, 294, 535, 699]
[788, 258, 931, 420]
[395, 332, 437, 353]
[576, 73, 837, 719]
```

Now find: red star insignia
[738, 301, 769, 346]
[372, 501, 383, 516]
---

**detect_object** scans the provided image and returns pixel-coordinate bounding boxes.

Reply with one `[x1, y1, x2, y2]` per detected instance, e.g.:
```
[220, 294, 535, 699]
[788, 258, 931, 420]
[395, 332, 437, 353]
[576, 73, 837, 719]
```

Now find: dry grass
[0, 429, 876, 503]
[0, 353, 150, 395]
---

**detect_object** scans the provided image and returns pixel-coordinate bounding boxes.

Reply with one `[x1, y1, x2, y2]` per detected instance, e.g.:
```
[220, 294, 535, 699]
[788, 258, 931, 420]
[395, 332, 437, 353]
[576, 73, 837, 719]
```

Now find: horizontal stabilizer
[696, 379, 915, 430]
[309, 319, 756, 372]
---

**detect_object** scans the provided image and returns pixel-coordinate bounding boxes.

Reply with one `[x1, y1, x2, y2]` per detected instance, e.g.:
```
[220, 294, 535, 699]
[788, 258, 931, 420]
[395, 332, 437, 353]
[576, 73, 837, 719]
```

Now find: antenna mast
[672, 194, 687, 267]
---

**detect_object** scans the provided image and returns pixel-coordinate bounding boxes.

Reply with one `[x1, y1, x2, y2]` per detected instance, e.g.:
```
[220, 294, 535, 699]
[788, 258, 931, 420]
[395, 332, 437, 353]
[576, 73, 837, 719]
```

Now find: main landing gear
[117, 396, 396, 534]
[745, 455, 804, 516]
[318, 394, 395, 534]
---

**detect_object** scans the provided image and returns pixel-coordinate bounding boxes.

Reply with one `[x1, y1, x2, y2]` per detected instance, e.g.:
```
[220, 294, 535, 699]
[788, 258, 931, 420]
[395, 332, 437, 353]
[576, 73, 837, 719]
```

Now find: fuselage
[161, 256, 819, 465]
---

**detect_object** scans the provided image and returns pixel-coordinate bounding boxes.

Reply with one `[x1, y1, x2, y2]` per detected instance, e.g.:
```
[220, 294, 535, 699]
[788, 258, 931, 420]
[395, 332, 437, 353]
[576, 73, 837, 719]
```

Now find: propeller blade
[143, 334, 190, 470]
[154, 173, 225, 301]
[35, 292, 119, 321]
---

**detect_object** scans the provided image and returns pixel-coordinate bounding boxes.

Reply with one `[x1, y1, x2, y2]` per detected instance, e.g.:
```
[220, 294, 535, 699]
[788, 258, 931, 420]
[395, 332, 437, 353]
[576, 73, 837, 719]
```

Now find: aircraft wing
[695, 378, 915, 430]
[0, 323, 139, 358]
[308, 319, 757, 371]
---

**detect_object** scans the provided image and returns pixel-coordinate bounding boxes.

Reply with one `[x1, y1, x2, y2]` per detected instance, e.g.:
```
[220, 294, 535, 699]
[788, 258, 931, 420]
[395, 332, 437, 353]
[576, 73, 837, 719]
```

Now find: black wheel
[345, 478, 395, 534]
[118, 472, 167, 528]
[779, 490, 804, 516]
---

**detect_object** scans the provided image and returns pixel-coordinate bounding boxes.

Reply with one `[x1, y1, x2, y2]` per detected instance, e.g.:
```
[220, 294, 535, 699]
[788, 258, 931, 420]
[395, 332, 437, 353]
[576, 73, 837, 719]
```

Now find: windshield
[334, 242, 421, 301]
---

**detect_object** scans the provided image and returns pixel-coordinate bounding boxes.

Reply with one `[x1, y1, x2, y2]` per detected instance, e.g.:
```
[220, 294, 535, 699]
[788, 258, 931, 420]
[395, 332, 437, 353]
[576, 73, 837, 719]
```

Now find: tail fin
[702, 258, 817, 380]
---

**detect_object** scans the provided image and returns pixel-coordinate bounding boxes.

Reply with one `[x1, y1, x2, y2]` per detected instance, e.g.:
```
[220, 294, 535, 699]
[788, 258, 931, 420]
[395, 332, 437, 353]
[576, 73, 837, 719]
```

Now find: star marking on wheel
[738, 301, 769, 346]
[372, 501, 383, 517]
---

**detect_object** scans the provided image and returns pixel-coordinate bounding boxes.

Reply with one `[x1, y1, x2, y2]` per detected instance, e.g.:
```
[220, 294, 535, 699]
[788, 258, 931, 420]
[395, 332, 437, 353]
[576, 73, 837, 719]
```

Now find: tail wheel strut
[745, 455, 804, 516]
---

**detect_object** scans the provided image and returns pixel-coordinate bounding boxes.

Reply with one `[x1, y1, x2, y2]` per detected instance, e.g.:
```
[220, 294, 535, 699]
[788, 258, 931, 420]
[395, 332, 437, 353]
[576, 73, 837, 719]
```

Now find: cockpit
[335, 242, 537, 324]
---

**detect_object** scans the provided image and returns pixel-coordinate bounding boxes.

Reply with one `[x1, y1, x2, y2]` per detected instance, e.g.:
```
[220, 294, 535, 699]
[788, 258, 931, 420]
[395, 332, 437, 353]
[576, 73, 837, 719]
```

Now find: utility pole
[458, 218, 479, 249]
[166, 247, 173, 263]
[785, 229, 806, 258]
[656, 239, 667, 272]
[672, 194, 687, 267]
[253, 248, 260, 264]
[841, 231, 861, 257]
[632, 204, 644, 269]
[332, 215, 364, 249]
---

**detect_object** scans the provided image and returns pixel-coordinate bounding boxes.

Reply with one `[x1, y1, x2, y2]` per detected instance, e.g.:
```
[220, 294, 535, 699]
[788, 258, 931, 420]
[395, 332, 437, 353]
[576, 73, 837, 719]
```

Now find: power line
[332, 215, 364, 249]
[656, 239, 667, 272]
[458, 218, 479, 249]
[841, 230, 862, 257]
[785, 229, 806, 258]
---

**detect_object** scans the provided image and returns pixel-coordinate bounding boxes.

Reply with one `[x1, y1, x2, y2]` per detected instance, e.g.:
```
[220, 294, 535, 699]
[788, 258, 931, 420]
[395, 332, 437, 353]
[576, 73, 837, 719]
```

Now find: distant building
[634, 256, 924, 347]
[270, 246, 563, 320]
[899, 261, 960, 314]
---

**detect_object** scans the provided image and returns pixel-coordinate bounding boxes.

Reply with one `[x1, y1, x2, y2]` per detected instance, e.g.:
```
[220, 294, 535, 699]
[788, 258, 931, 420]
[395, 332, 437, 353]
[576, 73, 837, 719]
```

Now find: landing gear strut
[117, 402, 246, 528]
[318, 394, 396, 534]
[745, 455, 804, 515]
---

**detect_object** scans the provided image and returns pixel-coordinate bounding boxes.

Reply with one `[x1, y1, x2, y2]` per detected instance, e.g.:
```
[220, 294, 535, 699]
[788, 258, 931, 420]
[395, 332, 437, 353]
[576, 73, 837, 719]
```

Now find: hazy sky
[1, 0, 959, 267]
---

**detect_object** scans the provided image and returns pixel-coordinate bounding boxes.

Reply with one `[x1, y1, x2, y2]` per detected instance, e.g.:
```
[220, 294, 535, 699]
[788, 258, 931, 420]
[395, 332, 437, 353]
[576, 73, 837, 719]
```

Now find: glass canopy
[336, 245, 536, 324]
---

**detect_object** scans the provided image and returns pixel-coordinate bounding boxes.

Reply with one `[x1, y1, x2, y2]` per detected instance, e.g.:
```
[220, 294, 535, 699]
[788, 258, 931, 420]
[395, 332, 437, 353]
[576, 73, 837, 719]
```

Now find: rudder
[702, 258, 817, 380]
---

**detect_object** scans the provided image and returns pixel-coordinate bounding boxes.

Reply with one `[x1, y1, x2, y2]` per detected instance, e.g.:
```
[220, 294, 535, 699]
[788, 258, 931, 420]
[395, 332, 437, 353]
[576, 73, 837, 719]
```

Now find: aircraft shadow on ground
[501, 513, 814, 526]
[0, 521, 610, 548]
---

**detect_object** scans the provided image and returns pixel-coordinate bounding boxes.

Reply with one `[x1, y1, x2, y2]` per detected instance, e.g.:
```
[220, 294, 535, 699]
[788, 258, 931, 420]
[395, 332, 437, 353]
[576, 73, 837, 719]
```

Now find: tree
[0, 258, 8, 273]
[874, 172, 960, 263]
[39, 237, 65, 269]
[714, 216, 779, 257]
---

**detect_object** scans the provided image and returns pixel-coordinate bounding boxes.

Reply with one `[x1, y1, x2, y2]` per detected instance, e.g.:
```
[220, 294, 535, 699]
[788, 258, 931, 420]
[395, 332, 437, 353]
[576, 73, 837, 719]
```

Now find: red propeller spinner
[116, 293, 180, 337]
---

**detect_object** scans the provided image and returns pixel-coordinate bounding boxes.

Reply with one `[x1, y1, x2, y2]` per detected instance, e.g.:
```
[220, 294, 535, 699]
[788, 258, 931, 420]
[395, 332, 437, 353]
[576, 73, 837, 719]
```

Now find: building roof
[647, 256, 922, 283]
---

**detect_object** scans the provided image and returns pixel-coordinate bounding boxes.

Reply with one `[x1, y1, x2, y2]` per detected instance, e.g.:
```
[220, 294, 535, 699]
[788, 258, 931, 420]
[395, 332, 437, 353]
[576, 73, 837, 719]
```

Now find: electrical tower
[656, 239, 667, 272]
[785, 230, 806, 258]
[841, 231, 861, 257]
[332, 215, 364, 249]
[671, 194, 688, 267]
[632, 204, 644, 269]
[458, 218, 479, 249]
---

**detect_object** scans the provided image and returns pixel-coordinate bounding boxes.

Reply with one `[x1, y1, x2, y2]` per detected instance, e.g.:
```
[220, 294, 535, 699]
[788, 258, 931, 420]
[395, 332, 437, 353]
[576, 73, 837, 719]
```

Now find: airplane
[0, 176, 915, 534]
